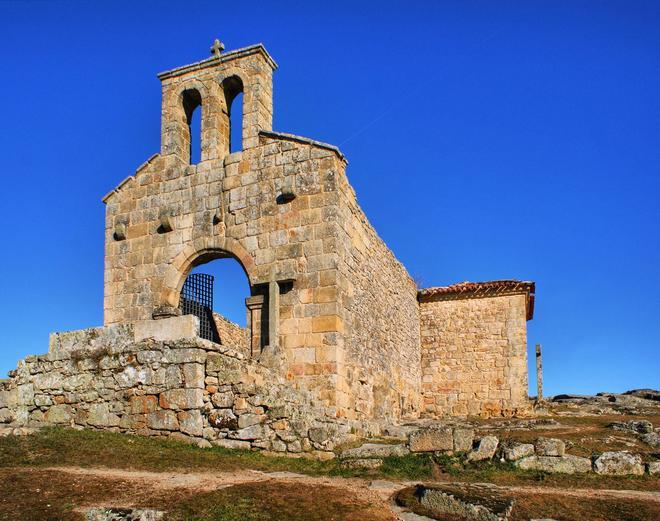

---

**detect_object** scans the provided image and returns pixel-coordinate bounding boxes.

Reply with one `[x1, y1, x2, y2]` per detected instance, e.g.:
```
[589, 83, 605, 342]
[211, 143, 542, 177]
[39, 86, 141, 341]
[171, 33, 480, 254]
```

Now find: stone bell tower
[158, 39, 277, 162]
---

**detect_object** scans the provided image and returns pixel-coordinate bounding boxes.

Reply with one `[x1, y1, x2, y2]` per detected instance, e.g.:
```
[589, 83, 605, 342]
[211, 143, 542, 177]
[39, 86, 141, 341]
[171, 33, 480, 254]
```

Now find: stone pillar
[536, 344, 543, 402]
[245, 295, 265, 357]
[268, 281, 280, 349]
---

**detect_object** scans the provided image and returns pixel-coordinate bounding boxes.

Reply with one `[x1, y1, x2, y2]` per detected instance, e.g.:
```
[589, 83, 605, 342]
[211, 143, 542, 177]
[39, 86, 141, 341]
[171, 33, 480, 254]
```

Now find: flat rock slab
[340, 443, 409, 459]
[515, 455, 592, 474]
[86, 508, 164, 521]
[340, 458, 383, 470]
[416, 483, 514, 521]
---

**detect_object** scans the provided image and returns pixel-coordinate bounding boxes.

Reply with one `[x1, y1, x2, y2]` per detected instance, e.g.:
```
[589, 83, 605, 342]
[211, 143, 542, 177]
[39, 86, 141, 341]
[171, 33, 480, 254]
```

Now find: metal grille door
[180, 273, 219, 342]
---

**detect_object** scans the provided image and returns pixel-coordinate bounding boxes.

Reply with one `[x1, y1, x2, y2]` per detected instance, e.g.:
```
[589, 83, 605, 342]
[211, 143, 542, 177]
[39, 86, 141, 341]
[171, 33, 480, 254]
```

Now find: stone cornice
[157, 44, 278, 81]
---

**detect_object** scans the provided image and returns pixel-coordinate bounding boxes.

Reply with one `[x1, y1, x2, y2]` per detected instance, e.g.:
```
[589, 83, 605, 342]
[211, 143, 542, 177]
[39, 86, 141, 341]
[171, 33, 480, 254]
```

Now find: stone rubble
[467, 436, 499, 462]
[0, 324, 355, 456]
[593, 451, 645, 476]
[501, 442, 535, 462]
[86, 508, 164, 521]
[534, 437, 565, 457]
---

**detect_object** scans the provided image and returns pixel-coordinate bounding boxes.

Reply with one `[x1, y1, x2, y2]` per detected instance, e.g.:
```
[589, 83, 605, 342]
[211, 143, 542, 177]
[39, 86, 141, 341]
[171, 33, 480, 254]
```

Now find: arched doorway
[175, 250, 266, 357]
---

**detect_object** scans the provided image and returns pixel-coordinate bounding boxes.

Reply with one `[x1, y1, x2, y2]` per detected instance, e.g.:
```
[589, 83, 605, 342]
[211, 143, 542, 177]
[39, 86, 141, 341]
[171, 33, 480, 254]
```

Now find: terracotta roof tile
[418, 280, 535, 320]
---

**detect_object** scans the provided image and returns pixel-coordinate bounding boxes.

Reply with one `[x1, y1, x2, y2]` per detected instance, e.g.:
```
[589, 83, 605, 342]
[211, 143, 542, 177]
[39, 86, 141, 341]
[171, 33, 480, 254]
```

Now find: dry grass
[0, 468, 391, 521]
[396, 485, 660, 521]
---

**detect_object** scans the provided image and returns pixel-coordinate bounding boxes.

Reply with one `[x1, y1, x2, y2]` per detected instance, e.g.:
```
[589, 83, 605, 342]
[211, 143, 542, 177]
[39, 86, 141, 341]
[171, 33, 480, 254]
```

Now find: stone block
[649, 461, 660, 475]
[120, 414, 147, 430]
[178, 410, 203, 437]
[238, 413, 265, 429]
[467, 436, 499, 462]
[43, 405, 73, 424]
[341, 458, 383, 470]
[163, 348, 206, 365]
[34, 395, 53, 407]
[308, 424, 340, 445]
[207, 354, 243, 383]
[159, 389, 204, 410]
[211, 392, 234, 408]
[17, 384, 34, 406]
[452, 427, 474, 452]
[115, 366, 148, 388]
[340, 443, 409, 459]
[87, 403, 120, 427]
[130, 395, 158, 414]
[213, 439, 251, 450]
[594, 452, 644, 476]
[134, 315, 199, 343]
[535, 437, 565, 457]
[515, 455, 591, 474]
[33, 373, 62, 391]
[503, 442, 535, 462]
[208, 409, 238, 430]
[147, 410, 179, 431]
[409, 426, 453, 452]
[230, 424, 264, 440]
[0, 390, 17, 409]
[137, 350, 163, 364]
[182, 364, 205, 388]
[0, 409, 14, 423]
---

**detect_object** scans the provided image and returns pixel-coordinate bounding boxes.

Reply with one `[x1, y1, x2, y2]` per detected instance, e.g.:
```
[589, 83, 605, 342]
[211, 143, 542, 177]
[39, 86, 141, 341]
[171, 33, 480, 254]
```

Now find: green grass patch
[1, 427, 658, 492]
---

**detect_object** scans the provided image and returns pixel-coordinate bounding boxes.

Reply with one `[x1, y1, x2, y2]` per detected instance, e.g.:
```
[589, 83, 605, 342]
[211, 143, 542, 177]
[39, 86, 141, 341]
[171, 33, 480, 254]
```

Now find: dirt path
[44, 465, 396, 516]
[495, 483, 660, 503]
[42, 465, 660, 514]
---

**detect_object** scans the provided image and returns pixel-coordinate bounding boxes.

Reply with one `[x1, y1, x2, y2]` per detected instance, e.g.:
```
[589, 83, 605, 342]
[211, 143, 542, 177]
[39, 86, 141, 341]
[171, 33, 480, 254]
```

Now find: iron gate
[180, 273, 219, 342]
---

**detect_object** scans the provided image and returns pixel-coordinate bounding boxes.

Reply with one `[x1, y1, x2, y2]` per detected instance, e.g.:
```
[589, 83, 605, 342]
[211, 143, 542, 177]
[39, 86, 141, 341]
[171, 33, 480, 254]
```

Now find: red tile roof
[418, 280, 535, 320]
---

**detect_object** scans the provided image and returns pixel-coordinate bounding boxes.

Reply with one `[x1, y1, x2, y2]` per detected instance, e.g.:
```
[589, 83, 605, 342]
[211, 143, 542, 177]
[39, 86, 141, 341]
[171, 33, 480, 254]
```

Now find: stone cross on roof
[210, 38, 225, 57]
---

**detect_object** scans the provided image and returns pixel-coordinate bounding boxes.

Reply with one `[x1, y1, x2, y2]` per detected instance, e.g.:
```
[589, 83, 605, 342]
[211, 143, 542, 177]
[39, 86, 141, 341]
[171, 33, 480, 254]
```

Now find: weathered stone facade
[419, 281, 534, 417]
[0, 42, 537, 443]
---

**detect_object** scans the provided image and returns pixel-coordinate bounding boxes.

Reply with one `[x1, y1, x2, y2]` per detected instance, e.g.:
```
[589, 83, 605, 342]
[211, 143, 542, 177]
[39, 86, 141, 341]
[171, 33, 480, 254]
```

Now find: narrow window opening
[229, 92, 243, 153]
[182, 89, 202, 164]
[222, 76, 244, 153]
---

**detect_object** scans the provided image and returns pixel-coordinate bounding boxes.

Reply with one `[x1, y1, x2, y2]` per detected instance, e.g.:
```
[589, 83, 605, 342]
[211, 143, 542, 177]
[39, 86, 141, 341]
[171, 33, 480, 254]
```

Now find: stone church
[0, 42, 535, 448]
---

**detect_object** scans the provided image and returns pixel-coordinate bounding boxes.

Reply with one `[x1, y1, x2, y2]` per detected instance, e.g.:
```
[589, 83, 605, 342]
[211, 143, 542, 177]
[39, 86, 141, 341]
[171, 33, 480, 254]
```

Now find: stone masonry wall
[334, 177, 421, 422]
[101, 44, 428, 421]
[0, 318, 354, 455]
[212, 312, 249, 354]
[419, 294, 529, 417]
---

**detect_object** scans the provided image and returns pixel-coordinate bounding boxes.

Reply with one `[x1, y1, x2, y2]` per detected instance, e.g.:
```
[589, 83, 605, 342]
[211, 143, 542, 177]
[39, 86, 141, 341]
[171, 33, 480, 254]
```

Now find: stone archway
[156, 237, 266, 356]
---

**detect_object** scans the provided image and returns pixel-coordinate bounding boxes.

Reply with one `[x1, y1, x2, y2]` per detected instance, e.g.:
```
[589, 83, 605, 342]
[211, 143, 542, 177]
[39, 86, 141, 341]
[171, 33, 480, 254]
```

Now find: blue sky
[0, 1, 658, 396]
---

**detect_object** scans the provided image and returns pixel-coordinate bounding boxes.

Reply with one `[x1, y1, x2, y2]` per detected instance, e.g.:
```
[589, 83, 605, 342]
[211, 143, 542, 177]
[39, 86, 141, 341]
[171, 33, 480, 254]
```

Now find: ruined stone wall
[0, 318, 354, 455]
[419, 294, 529, 417]
[212, 313, 249, 354]
[334, 178, 421, 422]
